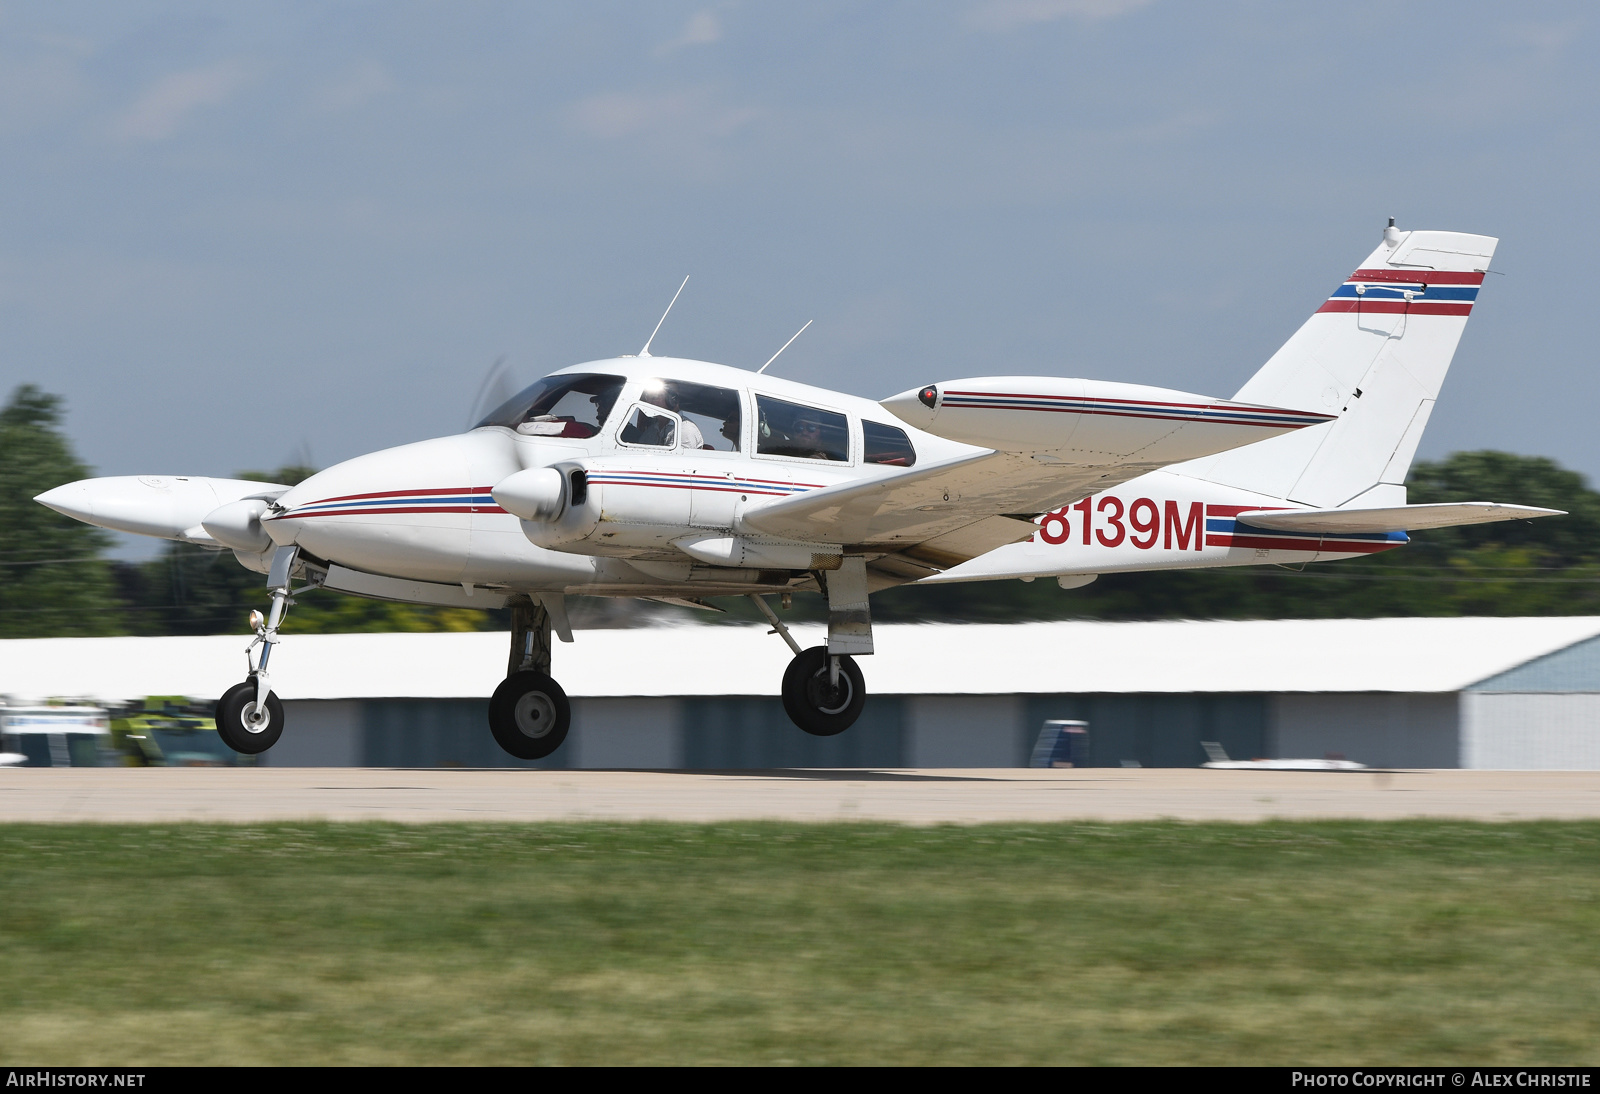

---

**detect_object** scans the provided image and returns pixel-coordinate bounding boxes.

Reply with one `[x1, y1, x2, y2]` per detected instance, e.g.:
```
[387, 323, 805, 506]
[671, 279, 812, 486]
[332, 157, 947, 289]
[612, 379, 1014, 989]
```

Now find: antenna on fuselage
[639, 276, 689, 358]
[756, 319, 813, 375]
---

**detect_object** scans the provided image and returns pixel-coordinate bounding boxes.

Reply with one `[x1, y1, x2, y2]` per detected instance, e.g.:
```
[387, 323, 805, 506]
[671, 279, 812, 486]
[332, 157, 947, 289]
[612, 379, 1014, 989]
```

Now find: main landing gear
[780, 646, 865, 736]
[752, 555, 874, 737]
[488, 595, 571, 760]
[216, 546, 306, 756]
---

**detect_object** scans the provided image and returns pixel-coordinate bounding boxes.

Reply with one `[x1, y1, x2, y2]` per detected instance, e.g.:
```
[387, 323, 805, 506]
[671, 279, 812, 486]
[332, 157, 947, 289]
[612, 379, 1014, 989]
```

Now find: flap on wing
[737, 450, 1167, 547]
[1235, 501, 1565, 534]
[896, 515, 1040, 568]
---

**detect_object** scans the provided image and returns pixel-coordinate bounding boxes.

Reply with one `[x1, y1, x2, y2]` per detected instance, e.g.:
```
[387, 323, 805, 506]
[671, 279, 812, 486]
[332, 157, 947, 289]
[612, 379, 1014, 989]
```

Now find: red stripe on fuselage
[945, 391, 1325, 420]
[281, 505, 500, 518]
[589, 480, 792, 496]
[300, 485, 496, 505]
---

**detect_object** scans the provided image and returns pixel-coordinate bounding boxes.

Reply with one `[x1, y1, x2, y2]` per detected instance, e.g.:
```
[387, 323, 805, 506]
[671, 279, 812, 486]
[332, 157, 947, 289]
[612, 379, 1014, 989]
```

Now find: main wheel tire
[214, 680, 284, 755]
[489, 670, 571, 760]
[781, 646, 866, 737]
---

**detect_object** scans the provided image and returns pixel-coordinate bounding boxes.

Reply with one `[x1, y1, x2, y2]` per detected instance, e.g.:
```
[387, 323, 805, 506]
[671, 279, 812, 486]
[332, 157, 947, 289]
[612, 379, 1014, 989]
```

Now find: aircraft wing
[1235, 502, 1566, 534]
[737, 449, 1172, 561]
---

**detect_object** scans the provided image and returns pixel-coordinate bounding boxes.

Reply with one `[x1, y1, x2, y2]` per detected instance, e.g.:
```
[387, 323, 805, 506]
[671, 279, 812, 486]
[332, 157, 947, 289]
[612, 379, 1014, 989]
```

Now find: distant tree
[1405, 451, 1600, 565]
[239, 464, 318, 488]
[0, 385, 123, 637]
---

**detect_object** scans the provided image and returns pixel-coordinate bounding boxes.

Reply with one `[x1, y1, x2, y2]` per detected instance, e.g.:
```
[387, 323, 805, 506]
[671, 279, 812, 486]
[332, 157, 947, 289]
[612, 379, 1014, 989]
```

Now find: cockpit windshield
[476, 373, 626, 437]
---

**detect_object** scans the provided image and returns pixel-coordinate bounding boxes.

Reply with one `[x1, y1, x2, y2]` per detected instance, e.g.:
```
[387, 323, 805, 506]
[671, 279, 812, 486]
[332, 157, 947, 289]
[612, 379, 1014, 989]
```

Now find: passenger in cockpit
[790, 417, 830, 460]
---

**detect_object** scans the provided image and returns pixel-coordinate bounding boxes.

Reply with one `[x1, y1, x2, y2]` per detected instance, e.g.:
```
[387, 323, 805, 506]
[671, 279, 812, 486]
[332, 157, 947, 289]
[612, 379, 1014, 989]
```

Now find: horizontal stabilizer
[883, 376, 1332, 462]
[1235, 502, 1565, 534]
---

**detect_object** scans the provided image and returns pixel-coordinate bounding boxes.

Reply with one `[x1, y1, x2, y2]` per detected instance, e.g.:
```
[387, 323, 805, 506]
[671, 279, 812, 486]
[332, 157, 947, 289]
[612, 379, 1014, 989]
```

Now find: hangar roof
[1470, 631, 1600, 693]
[5, 616, 1600, 704]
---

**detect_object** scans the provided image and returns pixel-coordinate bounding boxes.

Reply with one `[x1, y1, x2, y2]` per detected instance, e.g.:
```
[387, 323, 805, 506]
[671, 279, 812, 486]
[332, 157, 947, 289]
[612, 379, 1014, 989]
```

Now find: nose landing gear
[215, 546, 313, 756]
[488, 594, 572, 760]
[215, 679, 284, 754]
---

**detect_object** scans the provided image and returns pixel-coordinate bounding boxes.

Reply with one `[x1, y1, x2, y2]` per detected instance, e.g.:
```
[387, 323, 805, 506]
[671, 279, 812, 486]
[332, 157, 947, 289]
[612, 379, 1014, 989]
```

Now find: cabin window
[618, 404, 679, 448]
[641, 379, 742, 451]
[863, 421, 917, 467]
[476, 373, 625, 438]
[755, 396, 849, 462]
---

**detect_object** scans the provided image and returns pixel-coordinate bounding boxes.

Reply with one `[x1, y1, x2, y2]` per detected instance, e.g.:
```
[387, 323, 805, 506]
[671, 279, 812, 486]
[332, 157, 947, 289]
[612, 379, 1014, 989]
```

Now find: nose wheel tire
[489, 670, 571, 760]
[215, 680, 284, 755]
[781, 646, 866, 737]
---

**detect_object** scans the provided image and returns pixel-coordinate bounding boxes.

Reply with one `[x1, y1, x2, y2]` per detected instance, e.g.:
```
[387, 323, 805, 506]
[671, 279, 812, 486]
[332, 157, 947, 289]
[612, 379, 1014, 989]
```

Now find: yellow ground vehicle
[110, 697, 250, 766]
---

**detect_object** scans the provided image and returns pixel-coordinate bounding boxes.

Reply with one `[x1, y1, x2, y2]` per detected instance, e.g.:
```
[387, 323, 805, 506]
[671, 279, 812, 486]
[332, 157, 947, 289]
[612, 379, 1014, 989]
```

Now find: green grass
[1, 821, 1598, 1065]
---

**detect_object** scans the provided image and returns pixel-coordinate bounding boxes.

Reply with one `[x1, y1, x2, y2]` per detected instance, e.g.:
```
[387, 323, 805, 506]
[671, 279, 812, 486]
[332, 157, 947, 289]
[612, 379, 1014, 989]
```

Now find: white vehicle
[37, 224, 1559, 760]
[1199, 741, 1367, 771]
[0, 706, 111, 767]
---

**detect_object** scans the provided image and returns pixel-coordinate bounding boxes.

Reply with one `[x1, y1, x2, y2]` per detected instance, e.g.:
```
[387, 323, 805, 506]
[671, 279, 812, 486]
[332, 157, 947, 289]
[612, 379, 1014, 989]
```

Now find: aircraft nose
[264, 462, 384, 546]
[260, 433, 513, 580]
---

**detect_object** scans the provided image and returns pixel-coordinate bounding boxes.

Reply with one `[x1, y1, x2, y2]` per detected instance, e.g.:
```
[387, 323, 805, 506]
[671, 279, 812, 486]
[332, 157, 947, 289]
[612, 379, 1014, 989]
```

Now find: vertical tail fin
[1183, 224, 1498, 508]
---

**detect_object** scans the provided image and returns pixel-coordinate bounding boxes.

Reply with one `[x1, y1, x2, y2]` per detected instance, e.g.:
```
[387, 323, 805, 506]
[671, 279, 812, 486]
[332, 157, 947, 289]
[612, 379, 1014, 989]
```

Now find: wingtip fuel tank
[34, 476, 289, 542]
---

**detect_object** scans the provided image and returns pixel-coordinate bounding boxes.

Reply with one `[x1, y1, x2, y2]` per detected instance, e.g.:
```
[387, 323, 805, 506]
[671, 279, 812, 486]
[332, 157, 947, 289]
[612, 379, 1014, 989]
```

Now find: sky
[1, 2, 1596, 556]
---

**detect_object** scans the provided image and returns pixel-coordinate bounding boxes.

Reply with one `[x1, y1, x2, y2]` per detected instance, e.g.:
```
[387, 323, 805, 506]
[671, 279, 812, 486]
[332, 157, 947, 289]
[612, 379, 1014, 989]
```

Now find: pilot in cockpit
[643, 384, 706, 449]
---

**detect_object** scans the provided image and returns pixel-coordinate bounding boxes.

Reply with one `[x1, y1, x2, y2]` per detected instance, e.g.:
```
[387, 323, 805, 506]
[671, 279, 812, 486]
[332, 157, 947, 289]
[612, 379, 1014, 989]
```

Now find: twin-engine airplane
[38, 223, 1561, 760]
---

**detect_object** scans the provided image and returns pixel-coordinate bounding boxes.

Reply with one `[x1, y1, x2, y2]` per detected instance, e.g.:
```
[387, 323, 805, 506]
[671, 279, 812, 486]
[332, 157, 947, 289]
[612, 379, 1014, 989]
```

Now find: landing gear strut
[754, 555, 874, 737]
[488, 595, 571, 760]
[216, 546, 304, 755]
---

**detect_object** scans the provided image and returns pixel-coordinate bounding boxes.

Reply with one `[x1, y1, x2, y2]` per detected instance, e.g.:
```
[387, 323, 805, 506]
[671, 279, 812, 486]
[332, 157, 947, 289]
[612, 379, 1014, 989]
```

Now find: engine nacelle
[493, 466, 567, 522]
[502, 464, 602, 550]
[201, 498, 274, 553]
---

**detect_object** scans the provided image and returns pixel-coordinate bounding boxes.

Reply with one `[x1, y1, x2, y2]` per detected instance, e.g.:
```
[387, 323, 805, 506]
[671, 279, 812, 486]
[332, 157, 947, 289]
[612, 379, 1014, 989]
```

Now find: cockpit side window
[863, 421, 917, 467]
[640, 379, 742, 451]
[755, 396, 850, 462]
[476, 373, 625, 438]
[618, 404, 678, 448]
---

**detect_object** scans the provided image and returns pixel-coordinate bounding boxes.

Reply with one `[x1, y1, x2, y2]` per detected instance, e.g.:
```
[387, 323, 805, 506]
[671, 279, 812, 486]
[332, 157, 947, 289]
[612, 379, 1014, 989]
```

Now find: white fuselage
[263, 357, 979, 596]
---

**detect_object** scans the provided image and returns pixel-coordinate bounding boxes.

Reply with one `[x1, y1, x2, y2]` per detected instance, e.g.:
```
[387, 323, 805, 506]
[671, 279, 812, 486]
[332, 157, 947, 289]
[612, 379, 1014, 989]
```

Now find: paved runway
[3, 768, 1600, 823]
